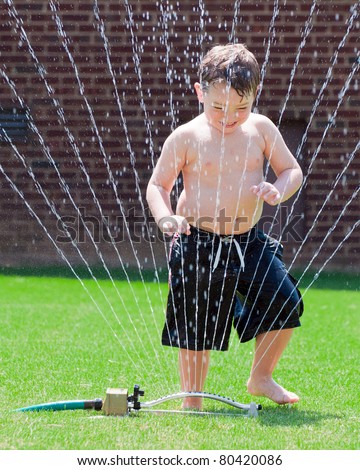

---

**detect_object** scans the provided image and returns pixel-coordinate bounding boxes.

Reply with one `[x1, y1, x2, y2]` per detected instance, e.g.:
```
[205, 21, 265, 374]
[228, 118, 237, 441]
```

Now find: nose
[225, 109, 238, 123]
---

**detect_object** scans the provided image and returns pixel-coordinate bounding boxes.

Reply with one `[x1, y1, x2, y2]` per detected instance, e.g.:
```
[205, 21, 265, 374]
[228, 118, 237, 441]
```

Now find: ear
[194, 82, 204, 103]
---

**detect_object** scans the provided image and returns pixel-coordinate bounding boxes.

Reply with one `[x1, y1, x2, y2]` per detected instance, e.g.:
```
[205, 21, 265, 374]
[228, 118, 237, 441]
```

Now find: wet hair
[199, 43, 260, 97]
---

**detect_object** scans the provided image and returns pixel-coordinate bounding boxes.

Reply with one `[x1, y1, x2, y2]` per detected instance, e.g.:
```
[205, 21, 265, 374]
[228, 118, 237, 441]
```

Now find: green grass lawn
[0, 271, 359, 450]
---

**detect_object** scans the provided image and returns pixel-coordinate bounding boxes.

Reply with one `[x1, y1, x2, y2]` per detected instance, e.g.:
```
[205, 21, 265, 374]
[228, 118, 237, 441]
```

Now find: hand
[251, 182, 281, 206]
[158, 215, 191, 236]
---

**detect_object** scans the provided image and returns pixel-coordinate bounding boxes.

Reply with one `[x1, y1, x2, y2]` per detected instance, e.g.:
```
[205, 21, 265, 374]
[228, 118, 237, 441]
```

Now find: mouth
[222, 121, 237, 129]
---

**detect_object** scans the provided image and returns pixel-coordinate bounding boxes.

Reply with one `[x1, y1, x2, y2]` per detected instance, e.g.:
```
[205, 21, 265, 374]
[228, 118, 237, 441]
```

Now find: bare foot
[247, 377, 299, 405]
[182, 397, 203, 411]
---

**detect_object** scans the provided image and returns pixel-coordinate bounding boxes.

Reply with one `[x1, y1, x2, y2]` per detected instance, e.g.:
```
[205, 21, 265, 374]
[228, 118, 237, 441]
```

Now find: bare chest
[185, 134, 264, 178]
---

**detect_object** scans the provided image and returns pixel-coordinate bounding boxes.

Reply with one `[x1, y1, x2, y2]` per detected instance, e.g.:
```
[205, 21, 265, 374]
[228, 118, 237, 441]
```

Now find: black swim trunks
[162, 225, 303, 351]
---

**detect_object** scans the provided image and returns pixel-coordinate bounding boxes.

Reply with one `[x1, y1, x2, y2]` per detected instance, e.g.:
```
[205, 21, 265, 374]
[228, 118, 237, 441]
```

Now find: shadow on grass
[256, 405, 342, 427]
[129, 404, 342, 427]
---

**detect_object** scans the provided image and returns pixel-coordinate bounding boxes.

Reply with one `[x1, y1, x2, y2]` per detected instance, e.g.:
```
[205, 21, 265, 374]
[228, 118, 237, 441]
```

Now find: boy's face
[195, 81, 256, 134]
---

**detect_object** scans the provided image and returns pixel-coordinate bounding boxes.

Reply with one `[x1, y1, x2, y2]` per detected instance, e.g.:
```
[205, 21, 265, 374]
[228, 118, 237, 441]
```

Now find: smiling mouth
[222, 121, 237, 128]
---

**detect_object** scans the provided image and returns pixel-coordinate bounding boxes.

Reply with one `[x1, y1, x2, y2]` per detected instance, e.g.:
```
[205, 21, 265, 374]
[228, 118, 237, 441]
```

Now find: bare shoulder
[250, 113, 297, 166]
[157, 117, 203, 173]
[170, 116, 208, 157]
[250, 113, 286, 150]
[162, 116, 200, 150]
[250, 113, 278, 135]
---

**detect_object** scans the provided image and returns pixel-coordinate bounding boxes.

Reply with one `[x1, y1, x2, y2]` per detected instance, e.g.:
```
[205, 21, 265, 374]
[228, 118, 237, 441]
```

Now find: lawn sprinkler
[13, 385, 262, 417]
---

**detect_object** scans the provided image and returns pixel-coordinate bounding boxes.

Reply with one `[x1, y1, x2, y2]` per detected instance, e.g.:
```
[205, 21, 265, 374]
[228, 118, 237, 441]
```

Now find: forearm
[273, 167, 303, 203]
[146, 183, 174, 225]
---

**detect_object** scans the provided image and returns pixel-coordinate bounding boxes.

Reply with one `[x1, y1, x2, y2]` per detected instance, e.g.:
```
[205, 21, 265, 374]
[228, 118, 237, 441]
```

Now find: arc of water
[234, 130, 359, 358]
[166, 0, 212, 388]
[283, 139, 360, 277]
[162, 0, 211, 388]
[53, 0, 191, 390]
[4, 1, 173, 393]
[260, 0, 323, 236]
[277, 0, 317, 127]
[225, 3, 358, 353]
[92, 1, 166, 307]
[121, 0, 156, 168]
[204, 0, 298, 351]
[196, 0, 294, 352]
[247, 0, 318, 254]
[4, 0, 148, 349]
[179, 0, 280, 368]
[232, 58, 359, 351]
[235, 137, 359, 354]
[229, 0, 241, 44]
[202, 0, 355, 360]
[0, 161, 142, 372]
[212, 0, 287, 350]
[250, 197, 360, 375]
[158, 1, 178, 134]
[89, 1, 181, 387]
[239, 0, 316, 291]
[6, 2, 170, 382]
[294, 2, 358, 163]
[0, 68, 150, 369]
[244, 43, 360, 332]
[48, 1, 168, 374]
[2, 0, 358, 399]
[284, 50, 360, 236]
[255, 0, 280, 107]
[157, 0, 182, 235]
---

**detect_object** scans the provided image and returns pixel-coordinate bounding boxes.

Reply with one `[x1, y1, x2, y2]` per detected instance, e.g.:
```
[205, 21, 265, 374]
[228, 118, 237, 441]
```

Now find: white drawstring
[212, 236, 245, 272]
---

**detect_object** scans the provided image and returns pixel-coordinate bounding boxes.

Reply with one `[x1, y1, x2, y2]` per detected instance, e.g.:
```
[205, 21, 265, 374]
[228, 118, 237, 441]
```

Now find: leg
[247, 328, 299, 404]
[179, 348, 210, 410]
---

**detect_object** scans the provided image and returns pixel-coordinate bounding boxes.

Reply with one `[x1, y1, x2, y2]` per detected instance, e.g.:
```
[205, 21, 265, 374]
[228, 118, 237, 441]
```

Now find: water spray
[14, 385, 261, 418]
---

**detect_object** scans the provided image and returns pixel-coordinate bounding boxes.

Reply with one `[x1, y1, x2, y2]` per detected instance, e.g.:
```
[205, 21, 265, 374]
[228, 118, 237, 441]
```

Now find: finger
[255, 182, 268, 196]
[251, 186, 263, 197]
[258, 188, 271, 199]
[271, 193, 281, 205]
[266, 192, 280, 205]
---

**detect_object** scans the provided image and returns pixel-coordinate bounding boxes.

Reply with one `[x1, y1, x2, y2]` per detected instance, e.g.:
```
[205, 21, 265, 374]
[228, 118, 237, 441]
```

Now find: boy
[146, 44, 304, 409]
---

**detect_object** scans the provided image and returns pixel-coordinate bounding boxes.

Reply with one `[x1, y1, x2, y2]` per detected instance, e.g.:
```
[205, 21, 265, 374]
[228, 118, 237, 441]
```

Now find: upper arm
[148, 128, 187, 193]
[259, 116, 301, 177]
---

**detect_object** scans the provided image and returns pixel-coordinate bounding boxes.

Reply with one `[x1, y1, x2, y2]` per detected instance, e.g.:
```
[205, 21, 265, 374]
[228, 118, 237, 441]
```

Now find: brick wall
[0, 0, 359, 274]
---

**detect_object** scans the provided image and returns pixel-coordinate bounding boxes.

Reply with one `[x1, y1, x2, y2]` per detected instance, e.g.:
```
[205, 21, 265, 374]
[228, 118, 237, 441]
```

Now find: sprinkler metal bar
[13, 385, 261, 418]
[131, 391, 261, 413]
